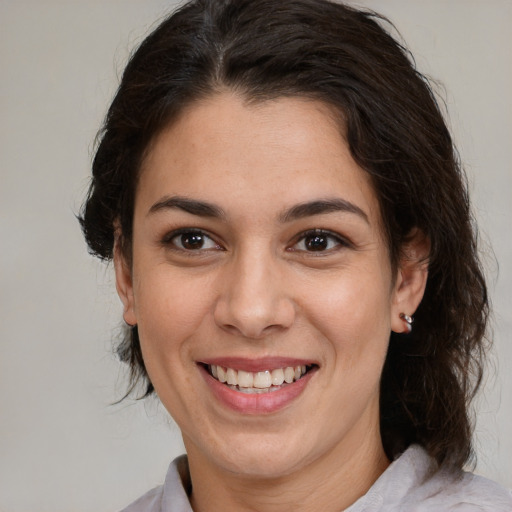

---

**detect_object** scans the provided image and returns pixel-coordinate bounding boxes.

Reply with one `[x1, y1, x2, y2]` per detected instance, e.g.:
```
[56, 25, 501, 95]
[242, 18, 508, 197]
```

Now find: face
[116, 93, 425, 479]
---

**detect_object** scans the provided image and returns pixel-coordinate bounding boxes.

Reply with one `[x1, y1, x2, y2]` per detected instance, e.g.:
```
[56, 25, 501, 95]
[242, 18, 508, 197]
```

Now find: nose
[213, 247, 296, 339]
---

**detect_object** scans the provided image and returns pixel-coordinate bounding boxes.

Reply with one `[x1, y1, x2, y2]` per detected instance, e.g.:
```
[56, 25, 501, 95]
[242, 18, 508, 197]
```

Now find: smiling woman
[79, 0, 512, 511]
[116, 96, 402, 491]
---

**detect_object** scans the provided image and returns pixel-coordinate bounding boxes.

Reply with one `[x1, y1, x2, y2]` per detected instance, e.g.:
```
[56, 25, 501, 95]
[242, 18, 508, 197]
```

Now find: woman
[80, 0, 512, 510]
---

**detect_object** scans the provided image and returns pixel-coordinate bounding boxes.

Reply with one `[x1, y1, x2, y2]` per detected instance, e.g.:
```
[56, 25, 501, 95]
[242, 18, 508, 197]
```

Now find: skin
[115, 92, 429, 512]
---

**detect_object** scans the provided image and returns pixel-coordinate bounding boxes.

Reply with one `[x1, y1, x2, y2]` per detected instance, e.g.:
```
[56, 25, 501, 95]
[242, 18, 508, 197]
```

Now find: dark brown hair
[80, 0, 489, 470]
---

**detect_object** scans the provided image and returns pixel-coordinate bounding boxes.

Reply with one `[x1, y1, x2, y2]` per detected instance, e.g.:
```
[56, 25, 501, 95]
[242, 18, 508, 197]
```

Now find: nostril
[212, 266, 296, 338]
[214, 299, 295, 335]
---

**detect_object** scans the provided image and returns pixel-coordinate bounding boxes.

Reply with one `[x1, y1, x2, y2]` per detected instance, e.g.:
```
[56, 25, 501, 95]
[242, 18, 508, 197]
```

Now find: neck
[185, 430, 389, 512]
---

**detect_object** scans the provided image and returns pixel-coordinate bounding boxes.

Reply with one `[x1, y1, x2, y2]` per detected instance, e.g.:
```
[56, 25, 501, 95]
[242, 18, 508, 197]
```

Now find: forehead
[137, 92, 381, 226]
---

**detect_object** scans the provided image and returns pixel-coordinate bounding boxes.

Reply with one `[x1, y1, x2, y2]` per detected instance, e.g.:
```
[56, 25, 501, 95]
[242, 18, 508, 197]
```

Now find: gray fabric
[120, 445, 512, 511]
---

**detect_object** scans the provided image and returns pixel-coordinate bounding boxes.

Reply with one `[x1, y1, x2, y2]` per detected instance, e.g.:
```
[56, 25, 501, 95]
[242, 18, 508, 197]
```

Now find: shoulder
[121, 485, 163, 512]
[394, 446, 512, 511]
[120, 485, 164, 512]
[119, 455, 192, 512]
[347, 445, 512, 512]
[407, 466, 512, 511]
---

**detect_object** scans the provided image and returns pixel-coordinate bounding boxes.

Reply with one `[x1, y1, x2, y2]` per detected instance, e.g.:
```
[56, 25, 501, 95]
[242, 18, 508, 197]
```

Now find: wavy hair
[80, 0, 489, 470]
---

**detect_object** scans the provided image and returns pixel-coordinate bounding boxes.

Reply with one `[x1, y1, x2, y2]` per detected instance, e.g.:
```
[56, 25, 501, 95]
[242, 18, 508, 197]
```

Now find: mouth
[204, 363, 316, 394]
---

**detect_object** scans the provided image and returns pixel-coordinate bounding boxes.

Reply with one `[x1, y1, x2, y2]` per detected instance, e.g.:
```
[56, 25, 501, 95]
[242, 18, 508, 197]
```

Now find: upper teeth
[209, 365, 307, 388]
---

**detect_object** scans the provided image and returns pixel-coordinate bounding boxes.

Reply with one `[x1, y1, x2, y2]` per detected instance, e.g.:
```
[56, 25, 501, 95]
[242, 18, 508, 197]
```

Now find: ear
[390, 228, 430, 334]
[113, 230, 137, 327]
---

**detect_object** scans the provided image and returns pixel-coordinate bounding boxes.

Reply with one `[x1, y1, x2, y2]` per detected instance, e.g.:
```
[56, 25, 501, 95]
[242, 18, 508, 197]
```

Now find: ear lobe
[391, 228, 430, 333]
[113, 234, 137, 327]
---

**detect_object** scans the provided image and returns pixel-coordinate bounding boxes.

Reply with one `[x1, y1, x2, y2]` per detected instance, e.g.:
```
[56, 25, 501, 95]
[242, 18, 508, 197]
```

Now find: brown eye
[304, 233, 329, 251]
[165, 230, 221, 251]
[180, 232, 206, 250]
[290, 229, 347, 253]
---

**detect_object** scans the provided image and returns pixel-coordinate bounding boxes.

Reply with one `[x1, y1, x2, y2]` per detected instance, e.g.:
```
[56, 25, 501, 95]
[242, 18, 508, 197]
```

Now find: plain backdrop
[0, 1, 511, 511]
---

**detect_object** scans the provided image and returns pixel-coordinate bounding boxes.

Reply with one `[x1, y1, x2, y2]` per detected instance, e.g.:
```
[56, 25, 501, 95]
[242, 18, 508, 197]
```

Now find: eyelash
[160, 228, 350, 254]
[289, 229, 350, 253]
[161, 228, 223, 254]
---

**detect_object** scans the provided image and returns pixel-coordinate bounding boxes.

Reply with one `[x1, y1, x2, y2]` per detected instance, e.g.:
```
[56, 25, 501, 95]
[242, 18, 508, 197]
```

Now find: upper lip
[199, 357, 317, 373]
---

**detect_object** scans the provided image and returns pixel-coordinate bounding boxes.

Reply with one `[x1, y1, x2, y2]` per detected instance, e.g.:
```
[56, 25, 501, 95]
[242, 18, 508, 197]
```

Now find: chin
[222, 448, 307, 479]
[192, 428, 320, 479]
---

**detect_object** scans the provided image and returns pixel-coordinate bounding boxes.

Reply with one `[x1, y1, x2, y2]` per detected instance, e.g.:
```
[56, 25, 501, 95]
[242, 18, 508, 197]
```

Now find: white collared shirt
[120, 445, 512, 511]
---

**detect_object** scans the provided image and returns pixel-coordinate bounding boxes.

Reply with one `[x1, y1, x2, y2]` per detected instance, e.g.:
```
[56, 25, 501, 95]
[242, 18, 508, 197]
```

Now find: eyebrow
[148, 195, 368, 224]
[148, 196, 226, 219]
[279, 198, 369, 224]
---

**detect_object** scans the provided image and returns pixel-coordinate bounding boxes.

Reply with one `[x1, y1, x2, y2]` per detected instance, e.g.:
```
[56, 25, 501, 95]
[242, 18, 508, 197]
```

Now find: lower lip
[199, 365, 315, 414]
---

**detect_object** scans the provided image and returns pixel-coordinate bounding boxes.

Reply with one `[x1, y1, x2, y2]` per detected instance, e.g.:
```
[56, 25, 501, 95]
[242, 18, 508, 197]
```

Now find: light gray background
[0, 1, 510, 511]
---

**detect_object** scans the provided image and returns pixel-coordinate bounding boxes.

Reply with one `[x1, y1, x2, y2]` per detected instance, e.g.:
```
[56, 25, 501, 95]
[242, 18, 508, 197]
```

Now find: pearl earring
[399, 312, 413, 333]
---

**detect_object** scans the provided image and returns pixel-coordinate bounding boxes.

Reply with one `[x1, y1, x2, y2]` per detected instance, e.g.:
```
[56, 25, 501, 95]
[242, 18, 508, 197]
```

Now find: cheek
[291, 269, 392, 437]
[132, 266, 215, 362]
[300, 266, 393, 386]
[302, 265, 393, 339]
